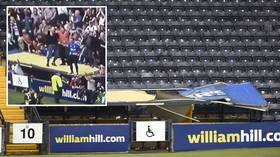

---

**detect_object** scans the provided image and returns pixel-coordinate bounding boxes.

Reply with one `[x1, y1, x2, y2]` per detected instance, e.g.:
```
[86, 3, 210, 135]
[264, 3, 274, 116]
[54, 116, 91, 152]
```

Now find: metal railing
[23, 107, 49, 155]
[26, 107, 42, 122]
[0, 111, 4, 125]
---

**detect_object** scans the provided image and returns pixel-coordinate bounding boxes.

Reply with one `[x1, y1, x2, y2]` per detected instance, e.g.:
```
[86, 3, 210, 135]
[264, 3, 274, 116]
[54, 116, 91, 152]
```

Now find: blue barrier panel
[50, 124, 129, 153]
[32, 79, 87, 103]
[173, 122, 280, 151]
[8, 71, 106, 104]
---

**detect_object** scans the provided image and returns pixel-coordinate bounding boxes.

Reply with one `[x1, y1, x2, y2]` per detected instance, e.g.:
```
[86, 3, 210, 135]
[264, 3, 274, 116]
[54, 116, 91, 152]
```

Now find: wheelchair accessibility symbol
[146, 125, 155, 137]
[18, 77, 22, 85]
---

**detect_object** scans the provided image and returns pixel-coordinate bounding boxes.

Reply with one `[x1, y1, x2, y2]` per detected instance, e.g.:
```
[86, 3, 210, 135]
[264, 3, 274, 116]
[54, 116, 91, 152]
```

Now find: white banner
[12, 74, 29, 88]
[13, 123, 43, 144]
[136, 121, 166, 142]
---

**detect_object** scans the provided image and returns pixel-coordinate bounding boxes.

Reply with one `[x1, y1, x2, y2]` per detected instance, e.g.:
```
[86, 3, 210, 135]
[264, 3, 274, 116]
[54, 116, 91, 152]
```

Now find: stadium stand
[0, 0, 279, 155]
[0, 67, 39, 155]
[97, 0, 280, 107]
[0, 0, 280, 121]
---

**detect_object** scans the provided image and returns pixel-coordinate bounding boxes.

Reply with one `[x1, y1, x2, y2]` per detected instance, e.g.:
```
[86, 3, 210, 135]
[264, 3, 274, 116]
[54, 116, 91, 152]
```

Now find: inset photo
[7, 6, 107, 106]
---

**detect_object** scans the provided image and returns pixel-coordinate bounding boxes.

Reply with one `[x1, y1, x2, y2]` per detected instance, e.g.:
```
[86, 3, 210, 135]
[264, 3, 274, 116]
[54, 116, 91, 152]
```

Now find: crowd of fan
[8, 7, 106, 69]
[69, 74, 105, 104]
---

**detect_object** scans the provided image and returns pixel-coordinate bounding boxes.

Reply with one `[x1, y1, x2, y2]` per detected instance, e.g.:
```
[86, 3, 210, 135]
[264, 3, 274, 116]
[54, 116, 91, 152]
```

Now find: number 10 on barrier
[13, 123, 43, 144]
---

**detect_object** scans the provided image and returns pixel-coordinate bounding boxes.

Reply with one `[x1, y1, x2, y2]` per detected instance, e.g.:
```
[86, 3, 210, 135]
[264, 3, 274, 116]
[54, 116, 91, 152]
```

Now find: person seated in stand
[90, 81, 104, 103]
[69, 75, 81, 89]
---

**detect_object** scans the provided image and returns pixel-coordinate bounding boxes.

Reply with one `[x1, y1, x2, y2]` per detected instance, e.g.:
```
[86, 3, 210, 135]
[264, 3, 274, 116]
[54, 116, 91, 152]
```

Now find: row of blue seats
[1, 0, 279, 6]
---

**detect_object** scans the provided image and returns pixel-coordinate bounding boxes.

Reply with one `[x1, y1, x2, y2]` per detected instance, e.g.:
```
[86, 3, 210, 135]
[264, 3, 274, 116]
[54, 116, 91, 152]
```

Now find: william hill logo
[39, 85, 53, 94]
[187, 130, 280, 144]
[54, 134, 126, 143]
[38, 85, 87, 101]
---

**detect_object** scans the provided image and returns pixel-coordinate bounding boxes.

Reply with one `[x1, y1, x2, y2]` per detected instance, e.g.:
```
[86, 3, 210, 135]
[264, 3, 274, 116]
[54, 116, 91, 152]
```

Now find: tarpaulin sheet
[179, 82, 267, 108]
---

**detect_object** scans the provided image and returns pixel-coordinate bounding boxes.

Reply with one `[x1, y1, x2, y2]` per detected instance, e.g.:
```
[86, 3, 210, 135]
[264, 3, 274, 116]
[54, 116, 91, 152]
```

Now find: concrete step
[6, 150, 40, 155]
[6, 144, 38, 150]
[5, 119, 28, 123]
[0, 105, 19, 109]
[1, 109, 24, 115]
[0, 93, 6, 99]
[0, 82, 6, 87]
[0, 99, 6, 104]
[6, 144, 39, 155]
[4, 115, 25, 120]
